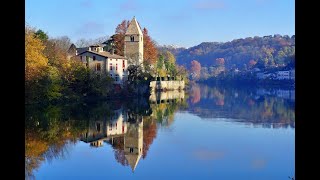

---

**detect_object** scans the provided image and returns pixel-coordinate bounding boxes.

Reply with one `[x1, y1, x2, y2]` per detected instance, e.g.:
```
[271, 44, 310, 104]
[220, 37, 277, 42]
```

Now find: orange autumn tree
[248, 59, 257, 68]
[190, 60, 201, 80]
[215, 58, 225, 66]
[113, 20, 130, 56]
[143, 28, 158, 65]
[142, 119, 157, 159]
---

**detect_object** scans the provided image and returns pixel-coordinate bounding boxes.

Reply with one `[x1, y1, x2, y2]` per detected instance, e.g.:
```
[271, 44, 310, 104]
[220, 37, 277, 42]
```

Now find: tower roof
[125, 16, 143, 35]
[125, 154, 142, 172]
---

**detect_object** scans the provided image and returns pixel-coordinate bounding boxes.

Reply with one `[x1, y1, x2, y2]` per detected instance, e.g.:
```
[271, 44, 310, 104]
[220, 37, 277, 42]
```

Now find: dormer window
[130, 35, 134, 42]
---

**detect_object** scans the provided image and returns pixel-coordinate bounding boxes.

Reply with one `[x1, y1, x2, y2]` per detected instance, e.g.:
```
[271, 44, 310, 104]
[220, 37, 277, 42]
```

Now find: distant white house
[289, 69, 295, 80]
[256, 69, 295, 80]
[276, 71, 290, 80]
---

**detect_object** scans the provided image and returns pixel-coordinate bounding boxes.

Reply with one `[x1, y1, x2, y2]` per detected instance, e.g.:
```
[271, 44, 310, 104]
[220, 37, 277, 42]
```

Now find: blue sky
[26, 0, 294, 47]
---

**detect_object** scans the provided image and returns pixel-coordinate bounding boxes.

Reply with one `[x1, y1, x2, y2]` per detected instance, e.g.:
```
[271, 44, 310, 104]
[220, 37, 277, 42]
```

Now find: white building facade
[77, 45, 128, 84]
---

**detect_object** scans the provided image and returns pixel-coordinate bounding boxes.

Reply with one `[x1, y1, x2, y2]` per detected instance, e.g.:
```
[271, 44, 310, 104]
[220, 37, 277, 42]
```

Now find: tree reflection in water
[25, 84, 295, 178]
[25, 91, 187, 177]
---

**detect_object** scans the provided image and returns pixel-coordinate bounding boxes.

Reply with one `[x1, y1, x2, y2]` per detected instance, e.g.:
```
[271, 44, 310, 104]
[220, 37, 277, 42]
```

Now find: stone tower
[124, 119, 143, 172]
[124, 16, 144, 67]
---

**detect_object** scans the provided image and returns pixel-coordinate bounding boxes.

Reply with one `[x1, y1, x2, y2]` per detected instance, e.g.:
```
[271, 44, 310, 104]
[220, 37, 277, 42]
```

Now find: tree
[75, 38, 91, 48]
[215, 58, 225, 66]
[113, 20, 130, 56]
[143, 28, 158, 65]
[75, 36, 110, 48]
[248, 60, 257, 68]
[51, 36, 72, 52]
[34, 29, 48, 42]
[190, 60, 201, 80]
[156, 55, 167, 77]
[25, 28, 48, 81]
[43, 40, 68, 70]
[164, 51, 176, 64]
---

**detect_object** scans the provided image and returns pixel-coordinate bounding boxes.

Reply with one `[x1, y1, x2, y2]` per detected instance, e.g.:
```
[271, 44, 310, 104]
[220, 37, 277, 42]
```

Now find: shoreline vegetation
[26, 20, 294, 105]
[25, 20, 189, 105]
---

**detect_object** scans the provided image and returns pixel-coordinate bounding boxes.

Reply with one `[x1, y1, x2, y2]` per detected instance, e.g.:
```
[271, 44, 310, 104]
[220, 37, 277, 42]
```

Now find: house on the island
[77, 44, 128, 84]
[67, 16, 144, 85]
[80, 107, 128, 147]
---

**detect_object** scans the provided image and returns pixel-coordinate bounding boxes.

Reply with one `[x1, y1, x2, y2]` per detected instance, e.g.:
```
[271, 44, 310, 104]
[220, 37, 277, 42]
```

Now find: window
[123, 60, 125, 68]
[80, 56, 82, 60]
[130, 35, 134, 42]
[96, 63, 101, 71]
[123, 69, 125, 72]
[96, 123, 101, 132]
[116, 64, 118, 71]
[115, 77, 118, 81]
[130, 147, 134, 153]
[93, 56, 96, 60]
[110, 74, 113, 77]
[110, 63, 112, 70]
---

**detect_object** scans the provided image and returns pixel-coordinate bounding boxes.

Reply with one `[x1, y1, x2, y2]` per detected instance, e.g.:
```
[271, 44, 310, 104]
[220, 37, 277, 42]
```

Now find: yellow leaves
[25, 30, 48, 81]
[158, 69, 167, 77]
[25, 135, 49, 158]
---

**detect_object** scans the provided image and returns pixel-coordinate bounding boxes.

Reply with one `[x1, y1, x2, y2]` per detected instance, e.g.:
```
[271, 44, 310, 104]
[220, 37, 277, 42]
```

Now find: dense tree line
[160, 34, 295, 75]
[25, 25, 114, 104]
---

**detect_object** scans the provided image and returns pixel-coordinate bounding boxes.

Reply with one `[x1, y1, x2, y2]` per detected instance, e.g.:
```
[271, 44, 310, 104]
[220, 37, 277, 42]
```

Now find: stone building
[124, 119, 143, 172]
[124, 17, 144, 67]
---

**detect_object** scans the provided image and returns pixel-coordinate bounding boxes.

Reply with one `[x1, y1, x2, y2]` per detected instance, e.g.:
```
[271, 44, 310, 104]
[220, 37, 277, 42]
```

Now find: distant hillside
[160, 34, 295, 70]
[157, 45, 186, 56]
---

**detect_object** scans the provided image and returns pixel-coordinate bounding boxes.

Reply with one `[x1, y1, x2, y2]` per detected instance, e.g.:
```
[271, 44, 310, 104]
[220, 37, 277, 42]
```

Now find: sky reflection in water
[25, 84, 295, 180]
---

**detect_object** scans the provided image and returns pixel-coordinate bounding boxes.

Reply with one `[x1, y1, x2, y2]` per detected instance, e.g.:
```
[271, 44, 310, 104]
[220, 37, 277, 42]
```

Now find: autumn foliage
[248, 59, 257, 68]
[113, 20, 158, 65]
[143, 121, 157, 159]
[143, 28, 158, 65]
[113, 20, 130, 56]
[215, 58, 225, 66]
[190, 60, 201, 80]
[25, 28, 48, 81]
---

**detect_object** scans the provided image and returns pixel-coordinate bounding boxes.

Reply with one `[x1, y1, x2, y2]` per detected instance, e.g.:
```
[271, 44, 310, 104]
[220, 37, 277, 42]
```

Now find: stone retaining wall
[150, 81, 185, 91]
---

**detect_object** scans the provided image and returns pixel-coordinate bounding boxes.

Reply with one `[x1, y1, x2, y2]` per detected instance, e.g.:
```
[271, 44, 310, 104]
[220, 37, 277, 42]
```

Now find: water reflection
[25, 85, 294, 179]
[188, 84, 295, 128]
[25, 90, 186, 178]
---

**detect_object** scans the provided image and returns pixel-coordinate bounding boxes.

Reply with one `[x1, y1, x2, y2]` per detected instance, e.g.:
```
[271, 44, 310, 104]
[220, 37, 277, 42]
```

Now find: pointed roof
[125, 154, 142, 172]
[125, 16, 143, 35]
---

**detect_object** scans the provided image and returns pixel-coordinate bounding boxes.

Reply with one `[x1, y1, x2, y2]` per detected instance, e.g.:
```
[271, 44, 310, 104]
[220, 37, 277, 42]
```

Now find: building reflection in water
[80, 90, 185, 172]
[25, 85, 295, 178]
[80, 108, 142, 171]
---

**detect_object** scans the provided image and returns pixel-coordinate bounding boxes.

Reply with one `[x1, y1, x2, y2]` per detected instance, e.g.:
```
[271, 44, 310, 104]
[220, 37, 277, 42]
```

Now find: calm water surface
[25, 84, 295, 179]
